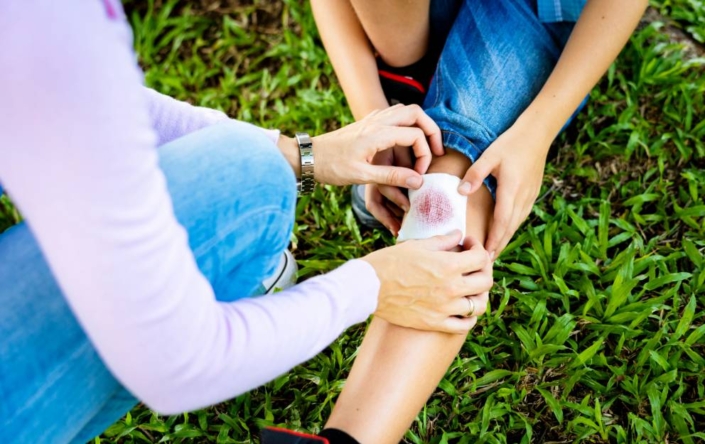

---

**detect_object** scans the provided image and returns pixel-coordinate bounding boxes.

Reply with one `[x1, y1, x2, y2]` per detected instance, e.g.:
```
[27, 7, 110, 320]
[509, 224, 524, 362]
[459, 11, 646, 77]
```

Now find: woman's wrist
[277, 135, 302, 179]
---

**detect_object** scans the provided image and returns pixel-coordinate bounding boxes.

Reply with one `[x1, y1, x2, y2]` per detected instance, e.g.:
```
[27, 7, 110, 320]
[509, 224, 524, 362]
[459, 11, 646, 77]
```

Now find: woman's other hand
[362, 231, 493, 335]
[457, 118, 551, 259]
[312, 104, 444, 187]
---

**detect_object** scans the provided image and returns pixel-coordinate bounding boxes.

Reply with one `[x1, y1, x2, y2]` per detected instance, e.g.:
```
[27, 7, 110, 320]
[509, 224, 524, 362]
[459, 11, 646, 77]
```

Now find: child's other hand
[457, 119, 552, 259]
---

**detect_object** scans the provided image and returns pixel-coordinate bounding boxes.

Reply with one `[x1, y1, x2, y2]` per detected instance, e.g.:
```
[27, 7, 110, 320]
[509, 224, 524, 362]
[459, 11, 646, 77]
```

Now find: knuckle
[444, 281, 462, 297]
[473, 250, 490, 269]
[474, 302, 488, 317]
[412, 128, 426, 142]
[365, 197, 380, 212]
[386, 169, 402, 185]
[463, 251, 486, 272]
[481, 275, 495, 291]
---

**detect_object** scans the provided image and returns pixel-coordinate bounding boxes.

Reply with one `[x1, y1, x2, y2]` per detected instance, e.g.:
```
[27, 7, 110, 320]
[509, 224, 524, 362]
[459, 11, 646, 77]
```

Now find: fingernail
[406, 176, 423, 189]
[402, 204, 410, 212]
[458, 181, 472, 195]
[489, 251, 496, 261]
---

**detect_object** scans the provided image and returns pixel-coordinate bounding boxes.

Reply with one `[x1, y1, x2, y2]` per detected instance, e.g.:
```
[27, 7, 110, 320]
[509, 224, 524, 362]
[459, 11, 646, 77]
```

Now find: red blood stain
[415, 189, 453, 226]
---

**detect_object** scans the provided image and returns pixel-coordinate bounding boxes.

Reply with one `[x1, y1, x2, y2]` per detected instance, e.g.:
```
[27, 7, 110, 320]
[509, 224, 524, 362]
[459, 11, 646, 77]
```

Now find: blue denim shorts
[423, 0, 584, 198]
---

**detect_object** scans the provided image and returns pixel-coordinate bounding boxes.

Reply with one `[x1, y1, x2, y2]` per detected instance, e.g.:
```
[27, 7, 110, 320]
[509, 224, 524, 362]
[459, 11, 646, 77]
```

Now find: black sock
[377, 50, 437, 86]
[318, 428, 361, 444]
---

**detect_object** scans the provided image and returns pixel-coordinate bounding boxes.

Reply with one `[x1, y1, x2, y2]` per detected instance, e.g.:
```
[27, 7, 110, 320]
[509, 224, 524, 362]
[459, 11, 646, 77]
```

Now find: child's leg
[325, 1, 581, 442]
[347, 0, 431, 66]
[347, 0, 465, 69]
[325, 155, 492, 443]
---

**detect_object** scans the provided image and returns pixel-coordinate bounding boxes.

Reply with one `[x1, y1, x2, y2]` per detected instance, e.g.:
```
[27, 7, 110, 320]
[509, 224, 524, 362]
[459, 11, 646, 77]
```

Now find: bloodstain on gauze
[415, 189, 454, 227]
[397, 173, 468, 243]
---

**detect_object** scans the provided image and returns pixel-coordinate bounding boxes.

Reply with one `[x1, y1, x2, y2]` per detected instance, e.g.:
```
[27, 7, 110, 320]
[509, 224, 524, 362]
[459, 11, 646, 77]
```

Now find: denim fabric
[537, 0, 587, 23]
[424, 0, 583, 197]
[0, 122, 296, 443]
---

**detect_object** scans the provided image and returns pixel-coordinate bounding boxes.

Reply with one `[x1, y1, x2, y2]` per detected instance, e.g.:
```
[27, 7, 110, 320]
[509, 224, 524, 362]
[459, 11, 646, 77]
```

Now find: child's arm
[310, 0, 389, 120]
[460, 0, 649, 257]
[312, 0, 424, 233]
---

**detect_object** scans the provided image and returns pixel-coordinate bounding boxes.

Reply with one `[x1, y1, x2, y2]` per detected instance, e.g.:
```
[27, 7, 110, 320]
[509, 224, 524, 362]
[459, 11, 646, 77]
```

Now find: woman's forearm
[519, 0, 648, 145]
[311, 0, 389, 120]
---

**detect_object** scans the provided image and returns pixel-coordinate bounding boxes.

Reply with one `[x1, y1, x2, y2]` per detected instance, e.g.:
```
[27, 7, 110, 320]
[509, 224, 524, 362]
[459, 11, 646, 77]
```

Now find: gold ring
[465, 297, 475, 317]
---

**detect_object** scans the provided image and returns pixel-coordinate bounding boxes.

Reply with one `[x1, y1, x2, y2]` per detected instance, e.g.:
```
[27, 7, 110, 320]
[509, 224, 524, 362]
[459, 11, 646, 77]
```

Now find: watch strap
[295, 132, 315, 194]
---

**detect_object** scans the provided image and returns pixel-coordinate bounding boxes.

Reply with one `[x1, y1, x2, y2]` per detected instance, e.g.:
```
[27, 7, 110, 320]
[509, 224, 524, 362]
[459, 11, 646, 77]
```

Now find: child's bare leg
[348, 0, 431, 66]
[325, 150, 492, 444]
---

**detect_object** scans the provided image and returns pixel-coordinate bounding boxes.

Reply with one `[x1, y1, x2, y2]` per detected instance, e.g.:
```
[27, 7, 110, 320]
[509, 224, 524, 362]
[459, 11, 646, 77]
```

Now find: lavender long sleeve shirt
[0, 0, 379, 413]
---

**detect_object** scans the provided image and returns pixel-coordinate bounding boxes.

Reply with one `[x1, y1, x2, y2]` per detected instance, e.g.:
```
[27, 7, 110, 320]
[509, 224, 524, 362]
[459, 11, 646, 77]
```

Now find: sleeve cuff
[327, 259, 380, 326]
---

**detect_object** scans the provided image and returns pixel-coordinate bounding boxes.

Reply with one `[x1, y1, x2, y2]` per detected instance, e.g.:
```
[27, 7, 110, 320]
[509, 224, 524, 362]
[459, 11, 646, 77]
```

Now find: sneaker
[261, 427, 328, 444]
[351, 183, 385, 230]
[262, 250, 298, 294]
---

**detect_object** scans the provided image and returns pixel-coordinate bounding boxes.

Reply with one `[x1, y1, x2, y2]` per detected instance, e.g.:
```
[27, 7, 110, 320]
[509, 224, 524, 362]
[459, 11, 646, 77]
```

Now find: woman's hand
[312, 104, 444, 187]
[362, 231, 493, 335]
[457, 118, 552, 259]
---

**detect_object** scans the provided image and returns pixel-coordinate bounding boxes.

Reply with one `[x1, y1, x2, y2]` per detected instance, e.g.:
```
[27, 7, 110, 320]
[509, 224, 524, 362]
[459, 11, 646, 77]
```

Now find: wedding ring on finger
[465, 296, 475, 318]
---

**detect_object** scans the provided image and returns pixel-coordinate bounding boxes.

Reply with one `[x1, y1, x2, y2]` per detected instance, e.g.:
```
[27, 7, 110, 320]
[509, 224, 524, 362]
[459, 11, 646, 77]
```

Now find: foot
[262, 250, 298, 294]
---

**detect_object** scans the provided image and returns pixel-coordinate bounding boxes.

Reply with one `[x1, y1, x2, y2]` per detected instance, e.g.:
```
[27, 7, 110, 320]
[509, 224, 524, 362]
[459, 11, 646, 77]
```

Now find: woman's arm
[460, 0, 649, 256]
[0, 0, 488, 414]
[0, 0, 383, 414]
[144, 87, 280, 146]
[310, 0, 388, 120]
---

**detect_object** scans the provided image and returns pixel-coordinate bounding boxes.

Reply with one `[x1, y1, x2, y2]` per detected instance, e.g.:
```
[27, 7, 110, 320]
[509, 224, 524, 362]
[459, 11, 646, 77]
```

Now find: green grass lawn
[1, 0, 703, 442]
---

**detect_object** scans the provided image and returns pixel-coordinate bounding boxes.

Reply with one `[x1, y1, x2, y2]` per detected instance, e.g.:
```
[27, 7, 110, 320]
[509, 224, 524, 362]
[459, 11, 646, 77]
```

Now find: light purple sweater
[0, 0, 379, 413]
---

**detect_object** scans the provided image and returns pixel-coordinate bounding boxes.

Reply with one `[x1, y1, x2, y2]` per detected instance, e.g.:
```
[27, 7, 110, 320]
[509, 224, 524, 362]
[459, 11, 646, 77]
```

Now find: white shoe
[262, 250, 298, 294]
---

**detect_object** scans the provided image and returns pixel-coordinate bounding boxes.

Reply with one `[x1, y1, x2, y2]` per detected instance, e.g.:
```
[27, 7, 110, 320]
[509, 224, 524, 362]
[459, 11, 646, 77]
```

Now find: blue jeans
[0, 123, 296, 443]
[424, 0, 582, 196]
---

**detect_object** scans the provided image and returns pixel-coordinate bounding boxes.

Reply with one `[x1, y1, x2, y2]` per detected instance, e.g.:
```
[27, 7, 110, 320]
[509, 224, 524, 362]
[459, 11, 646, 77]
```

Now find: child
[274, 1, 648, 443]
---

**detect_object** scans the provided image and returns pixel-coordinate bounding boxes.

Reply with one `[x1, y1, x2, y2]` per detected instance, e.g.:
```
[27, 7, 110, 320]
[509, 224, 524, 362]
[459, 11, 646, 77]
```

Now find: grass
[0, 0, 703, 442]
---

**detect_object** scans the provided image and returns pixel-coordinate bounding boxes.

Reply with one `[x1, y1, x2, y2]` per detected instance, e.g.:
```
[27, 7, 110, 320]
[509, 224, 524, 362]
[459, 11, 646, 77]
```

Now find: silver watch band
[295, 132, 315, 194]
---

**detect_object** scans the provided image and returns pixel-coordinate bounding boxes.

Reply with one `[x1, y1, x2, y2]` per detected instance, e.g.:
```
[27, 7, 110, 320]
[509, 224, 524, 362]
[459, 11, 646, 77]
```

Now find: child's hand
[457, 120, 552, 259]
[364, 145, 416, 235]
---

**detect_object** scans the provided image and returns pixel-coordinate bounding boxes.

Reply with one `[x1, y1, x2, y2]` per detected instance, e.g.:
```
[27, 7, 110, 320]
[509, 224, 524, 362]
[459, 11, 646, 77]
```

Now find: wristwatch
[295, 132, 315, 195]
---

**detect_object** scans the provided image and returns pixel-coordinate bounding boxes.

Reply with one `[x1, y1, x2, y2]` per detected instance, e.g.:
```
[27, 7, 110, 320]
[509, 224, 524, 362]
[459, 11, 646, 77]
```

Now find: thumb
[458, 155, 496, 196]
[418, 230, 463, 251]
[366, 165, 424, 189]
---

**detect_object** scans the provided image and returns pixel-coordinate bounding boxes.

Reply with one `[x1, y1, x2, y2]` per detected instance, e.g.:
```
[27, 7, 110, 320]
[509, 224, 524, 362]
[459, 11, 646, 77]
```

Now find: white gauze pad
[397, 173, 467, 243]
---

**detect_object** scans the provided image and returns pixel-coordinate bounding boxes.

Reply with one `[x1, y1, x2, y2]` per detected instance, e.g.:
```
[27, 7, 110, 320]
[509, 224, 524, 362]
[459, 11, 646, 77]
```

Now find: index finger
[375, 127, 432, 176]
[377, 104, 444, 157]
